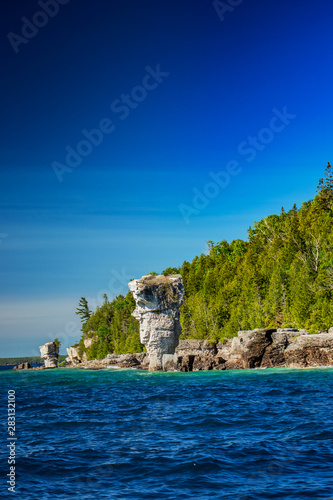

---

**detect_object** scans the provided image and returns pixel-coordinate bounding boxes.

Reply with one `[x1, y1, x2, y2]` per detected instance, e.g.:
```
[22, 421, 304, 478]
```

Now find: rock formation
[13, 362, 31, 370]
[284, 333, 333, 368]
[172, 329, 333, 371]
[84, 337, 96, 349]
[61, 326, 333, 372]
[128, 274, 185, 371]
[66, 345, 86, 365]
[39, 341, 59, 368]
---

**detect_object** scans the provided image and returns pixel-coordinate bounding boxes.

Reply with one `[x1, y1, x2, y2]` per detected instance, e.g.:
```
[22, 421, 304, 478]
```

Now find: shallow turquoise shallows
[1, 367, 333, 500]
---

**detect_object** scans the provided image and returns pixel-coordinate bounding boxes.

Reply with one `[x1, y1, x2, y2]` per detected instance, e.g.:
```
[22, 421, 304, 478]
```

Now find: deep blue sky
[0, 0, 332, 356]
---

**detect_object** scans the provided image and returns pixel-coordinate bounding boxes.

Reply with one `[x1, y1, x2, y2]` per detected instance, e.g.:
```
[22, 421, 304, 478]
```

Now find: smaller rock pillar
[39, 341, 59, 368]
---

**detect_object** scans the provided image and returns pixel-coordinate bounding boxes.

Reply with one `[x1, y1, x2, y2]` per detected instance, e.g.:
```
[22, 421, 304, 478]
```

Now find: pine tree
[76, 297, 92, 327]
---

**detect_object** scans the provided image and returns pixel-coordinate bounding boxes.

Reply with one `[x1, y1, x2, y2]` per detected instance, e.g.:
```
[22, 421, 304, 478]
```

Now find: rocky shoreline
[12, 274, 333, 373]
[65, 327, 333, 372]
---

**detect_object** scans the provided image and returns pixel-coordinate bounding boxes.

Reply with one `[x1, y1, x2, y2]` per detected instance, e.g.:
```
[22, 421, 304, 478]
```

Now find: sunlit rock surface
[129, 274, 185, 371]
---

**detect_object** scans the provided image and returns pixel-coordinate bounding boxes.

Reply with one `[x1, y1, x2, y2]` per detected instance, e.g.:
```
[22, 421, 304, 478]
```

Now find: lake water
[1, 367, 333, 499]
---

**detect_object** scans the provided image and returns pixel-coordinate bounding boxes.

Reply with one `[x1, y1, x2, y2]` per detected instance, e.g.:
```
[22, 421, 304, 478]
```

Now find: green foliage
[162, 267, 180, 276]
[72, 164, 333, 357]
[179, 163, 333, 339]
[53, 338, 61, 349]
[76, 297, 92, 327]
[76, 292, 144, 360]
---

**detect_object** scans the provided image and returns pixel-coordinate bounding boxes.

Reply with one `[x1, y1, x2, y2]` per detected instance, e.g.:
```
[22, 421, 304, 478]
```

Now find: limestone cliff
[66, 345, 87, 365]
[174, 329, 333, 371]
[128, 274, 185, 371]
[63, 329, 333, 371]
[39, 341, 59, 368]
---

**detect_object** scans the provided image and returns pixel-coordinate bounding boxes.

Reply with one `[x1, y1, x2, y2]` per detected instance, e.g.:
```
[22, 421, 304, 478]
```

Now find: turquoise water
[1, 367, 333, 499]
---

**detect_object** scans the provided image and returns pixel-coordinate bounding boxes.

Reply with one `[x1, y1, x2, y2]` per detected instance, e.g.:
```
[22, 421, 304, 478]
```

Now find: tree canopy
[74, 163, 333, 358]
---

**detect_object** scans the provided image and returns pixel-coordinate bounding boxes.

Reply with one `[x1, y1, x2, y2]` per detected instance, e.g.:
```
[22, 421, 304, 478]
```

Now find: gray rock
[148, 354, 163, 371]
[84, 337, 96, 349]
[39, 342, 59, 368]
[66, 346, 81, 365]
[129, 274, 185, 371]
[285, 333, 333, 368]
[162, 354, 178, 371]
[216, 339, 233, 360]
[176, 339, 217, 356]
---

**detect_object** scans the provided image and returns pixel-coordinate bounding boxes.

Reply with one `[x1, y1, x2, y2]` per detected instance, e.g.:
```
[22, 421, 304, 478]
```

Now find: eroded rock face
[285, 333, 333, 368]
[129, 274, 185, 371]
[84, 337, 96, 349]
[170, 329, 333, 371]
[39, 342, 59, 368]
[66, 346, 83, 365]
[13, 362, 31, 370]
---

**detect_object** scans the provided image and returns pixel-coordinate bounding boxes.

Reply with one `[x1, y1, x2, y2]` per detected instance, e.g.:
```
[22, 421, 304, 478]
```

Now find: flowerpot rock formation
[39, 341, 59, 368]
[128, 274, 185, 371]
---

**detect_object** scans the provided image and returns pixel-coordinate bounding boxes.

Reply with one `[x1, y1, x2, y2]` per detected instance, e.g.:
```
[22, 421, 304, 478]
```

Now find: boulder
[13, 362, 31, 370]
[129, 274, 185, 371]
[162, 354, 178, 371]
[228, 329, 276, 368]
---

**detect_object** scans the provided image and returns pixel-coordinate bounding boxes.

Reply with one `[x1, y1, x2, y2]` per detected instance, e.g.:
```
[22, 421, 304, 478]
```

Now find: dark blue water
[1, 367, 333, 500]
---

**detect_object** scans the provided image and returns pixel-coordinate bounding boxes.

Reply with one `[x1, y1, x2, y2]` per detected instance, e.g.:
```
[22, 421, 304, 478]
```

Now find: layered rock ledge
[172, 329, 333, 371]
[128, 274, 185, 371]
[64, 329, 333, 371]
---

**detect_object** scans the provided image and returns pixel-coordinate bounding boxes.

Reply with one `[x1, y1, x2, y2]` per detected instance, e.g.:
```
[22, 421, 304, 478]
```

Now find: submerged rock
[128, 274, 185, 371]
[39, 342, 59, 368]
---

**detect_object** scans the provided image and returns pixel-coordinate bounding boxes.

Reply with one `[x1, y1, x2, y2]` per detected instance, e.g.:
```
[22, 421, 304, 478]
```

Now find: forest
[75, 163, 333, 360]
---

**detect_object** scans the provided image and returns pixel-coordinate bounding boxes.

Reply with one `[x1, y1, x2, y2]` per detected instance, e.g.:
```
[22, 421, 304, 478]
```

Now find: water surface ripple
[1, 367, 333, 499]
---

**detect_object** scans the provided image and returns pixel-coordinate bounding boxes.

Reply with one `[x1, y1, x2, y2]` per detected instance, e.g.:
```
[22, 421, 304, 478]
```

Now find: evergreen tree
[76, 297, 92, 327]
[71, 163, 333, 356]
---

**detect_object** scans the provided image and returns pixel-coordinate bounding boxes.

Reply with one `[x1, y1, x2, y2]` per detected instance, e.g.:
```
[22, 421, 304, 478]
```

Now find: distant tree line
[0, 355, 67, 366]
[75, 163, 333, 358]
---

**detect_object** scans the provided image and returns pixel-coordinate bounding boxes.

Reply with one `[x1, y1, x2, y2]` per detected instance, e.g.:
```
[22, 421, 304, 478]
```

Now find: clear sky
[0, 0, 332, 356]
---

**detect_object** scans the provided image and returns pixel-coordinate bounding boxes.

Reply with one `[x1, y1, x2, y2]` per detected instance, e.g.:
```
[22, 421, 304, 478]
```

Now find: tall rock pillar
[128, 274, 185, 371]
[39, 341, 59, 368]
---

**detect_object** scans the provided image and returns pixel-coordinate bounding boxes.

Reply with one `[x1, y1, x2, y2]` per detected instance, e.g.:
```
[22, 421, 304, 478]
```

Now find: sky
[0, 0, 332, 356]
